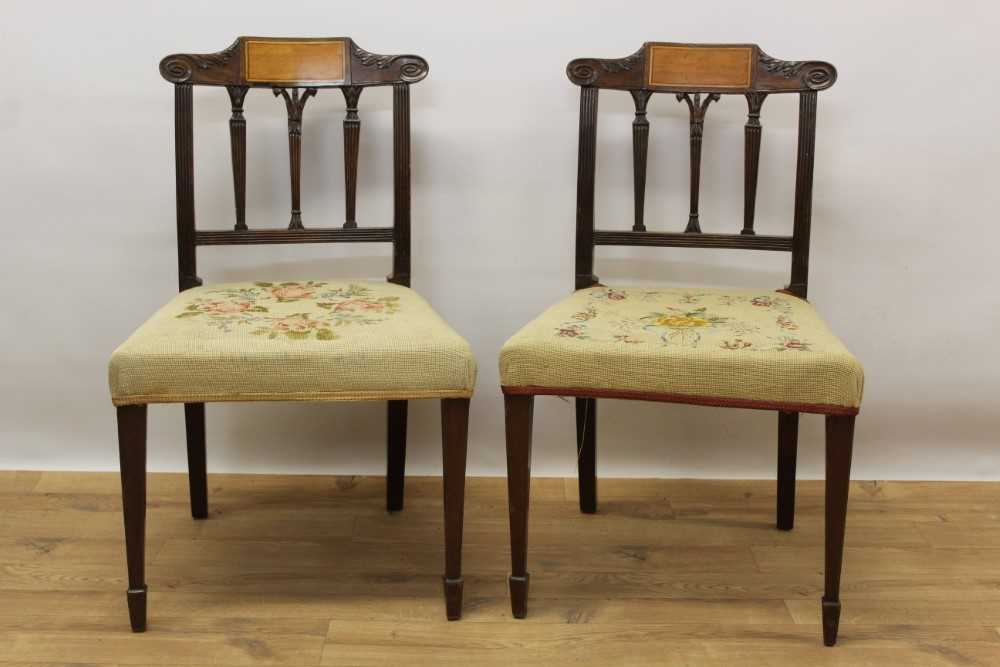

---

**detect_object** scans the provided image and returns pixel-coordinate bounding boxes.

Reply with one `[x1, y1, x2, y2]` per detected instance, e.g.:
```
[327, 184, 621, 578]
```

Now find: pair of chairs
[109, 37, 863, 646]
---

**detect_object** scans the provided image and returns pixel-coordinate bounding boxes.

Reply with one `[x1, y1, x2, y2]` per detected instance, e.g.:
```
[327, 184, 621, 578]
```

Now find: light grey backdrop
[2, 0, 998, 480]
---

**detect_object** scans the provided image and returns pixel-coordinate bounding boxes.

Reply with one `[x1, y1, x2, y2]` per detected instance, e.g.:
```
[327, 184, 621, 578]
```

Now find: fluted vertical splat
[391, 83, 411, 287]
[742, 92, 767, 236]
[676, 92, 720, 233]
[226, 86, 248, 231]
[341, 86, 363, 229]
[575, 87, 600, 289]
[790, 91, 818, 298]
[274, 87, 317, 230]
[630, 90, 652, 232]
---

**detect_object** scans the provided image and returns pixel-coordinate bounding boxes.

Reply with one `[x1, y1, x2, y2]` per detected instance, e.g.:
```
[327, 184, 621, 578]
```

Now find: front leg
[441, 398, 469, 620]
[117, 405, 148, 632]
[505, 394, 534, 618]
[823, 414, 855, 646]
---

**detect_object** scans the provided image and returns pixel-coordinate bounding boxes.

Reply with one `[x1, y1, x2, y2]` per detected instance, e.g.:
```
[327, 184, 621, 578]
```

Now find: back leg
[184, 403, 207, 519]
[576, 397, 597, 514]
[387, 400, 408, 512]
[777, 411, 798, 530]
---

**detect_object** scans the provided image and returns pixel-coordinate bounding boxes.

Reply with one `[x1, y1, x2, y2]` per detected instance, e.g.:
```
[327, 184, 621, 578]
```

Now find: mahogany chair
[109, 37, 475, 630]
[500, 43, 862, 646]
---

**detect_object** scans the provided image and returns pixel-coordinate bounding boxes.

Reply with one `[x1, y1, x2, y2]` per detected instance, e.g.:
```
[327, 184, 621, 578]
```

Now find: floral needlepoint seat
[110, 280, 476, 406]
[500, 285, 862, 414]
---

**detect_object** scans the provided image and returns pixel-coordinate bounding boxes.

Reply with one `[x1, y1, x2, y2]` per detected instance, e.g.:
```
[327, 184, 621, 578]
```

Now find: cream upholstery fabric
[500, 286, 863, 413]
[110, 281, 476, 405]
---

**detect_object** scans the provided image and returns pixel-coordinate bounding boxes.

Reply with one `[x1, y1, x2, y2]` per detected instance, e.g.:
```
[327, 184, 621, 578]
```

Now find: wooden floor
[2, 472, 1000, 666]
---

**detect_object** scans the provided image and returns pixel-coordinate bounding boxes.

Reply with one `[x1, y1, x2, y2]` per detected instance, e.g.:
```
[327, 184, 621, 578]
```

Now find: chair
[500, 43, 861, 646]
[109, 37, 475, 631]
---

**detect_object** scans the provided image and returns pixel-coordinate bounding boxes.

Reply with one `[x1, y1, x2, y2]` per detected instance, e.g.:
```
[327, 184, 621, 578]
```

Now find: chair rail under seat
[499, 385, 859, 417]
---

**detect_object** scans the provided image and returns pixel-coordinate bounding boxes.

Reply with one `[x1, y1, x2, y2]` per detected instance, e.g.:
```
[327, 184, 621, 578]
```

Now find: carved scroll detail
[676, 92, 720, 233]
[353, 45, 428, 83]
[759, 51, 837, 91]
[274, 87, 317, 230]
[566, 46, 646, 88]
[160, 40, 239, 83]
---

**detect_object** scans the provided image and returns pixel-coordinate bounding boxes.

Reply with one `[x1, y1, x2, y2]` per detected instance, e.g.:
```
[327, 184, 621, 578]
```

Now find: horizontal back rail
[161, 37, 428, 88]
[567, 42, 835, 93]
[593, 231, 793, 251]
[195, 227, 394, 246]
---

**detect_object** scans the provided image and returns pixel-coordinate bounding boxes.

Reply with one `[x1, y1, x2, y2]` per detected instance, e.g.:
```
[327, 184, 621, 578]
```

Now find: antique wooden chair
[109, 37, 474, 631]
[500, 43, 861, 646]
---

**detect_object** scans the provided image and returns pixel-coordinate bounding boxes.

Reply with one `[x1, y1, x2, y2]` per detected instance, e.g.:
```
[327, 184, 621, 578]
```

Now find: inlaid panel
[648, 45, 753, 89]
[245, 39, 346, 83]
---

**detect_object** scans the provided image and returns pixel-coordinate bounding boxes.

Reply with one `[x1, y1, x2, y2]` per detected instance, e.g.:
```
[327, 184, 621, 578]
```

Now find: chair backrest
[566, 42, 837, 298]
[159, 37, 429, 291]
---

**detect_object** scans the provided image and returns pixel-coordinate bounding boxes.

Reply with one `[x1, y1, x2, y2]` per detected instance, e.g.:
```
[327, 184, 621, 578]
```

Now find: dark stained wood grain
[226, 86, 249, 231]
[505, 394, 534, 618]
[824, 414, 855, 646]
[630, 90, 652, 232]
[341, 86, 363, 229]
[575, 398, 597, 514]
[387, 400, 408, 512]
[743, 92, 767, 235]
[677, 92, 720, 233]
[184, 403, 207, 520]
[116, 405, 147, 632]
[777, 411, 798, 531]
[574, 86, 600, 290]
[441, 398, 470, 620]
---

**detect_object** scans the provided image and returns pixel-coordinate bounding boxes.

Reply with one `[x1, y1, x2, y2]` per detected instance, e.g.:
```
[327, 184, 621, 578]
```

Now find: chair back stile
[158, 37, 429, 291]
[566, 43, 837, 299]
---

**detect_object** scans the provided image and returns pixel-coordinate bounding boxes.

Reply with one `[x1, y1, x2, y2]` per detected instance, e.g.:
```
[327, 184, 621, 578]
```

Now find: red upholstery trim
[500, 385, 859, 416]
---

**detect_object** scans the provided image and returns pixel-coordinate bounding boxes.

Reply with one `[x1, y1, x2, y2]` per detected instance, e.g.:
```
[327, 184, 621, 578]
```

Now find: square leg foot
[443, 577, 463, 620]
[126, 586, 147, 632]
[822, 597, 841, 646]
[509, 574, 529, 618]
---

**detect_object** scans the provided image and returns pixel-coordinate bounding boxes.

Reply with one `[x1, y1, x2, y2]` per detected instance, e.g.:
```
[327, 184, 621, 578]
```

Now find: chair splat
[342, 86, 363, 229]
[226, 86, 248, 231]
[742, 92, 767, 236]
[676, 92, 720, 233]
[630, 90, 652, 232]
[274, 87, 317, 230]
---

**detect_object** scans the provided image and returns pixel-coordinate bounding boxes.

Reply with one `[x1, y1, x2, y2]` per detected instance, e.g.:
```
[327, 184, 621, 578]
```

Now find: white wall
[2, 0, 998, 480]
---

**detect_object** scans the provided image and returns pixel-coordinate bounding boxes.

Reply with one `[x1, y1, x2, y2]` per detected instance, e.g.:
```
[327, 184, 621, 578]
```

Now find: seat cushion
[110, 280, 476, 405]
[500, 286, 863, 414]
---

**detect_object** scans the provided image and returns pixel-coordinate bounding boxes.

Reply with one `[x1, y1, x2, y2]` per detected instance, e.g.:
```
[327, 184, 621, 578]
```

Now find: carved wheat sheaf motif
[354, 45, 395, 69]
[190, 40, 239, 70]
[600, 49, 643, 73]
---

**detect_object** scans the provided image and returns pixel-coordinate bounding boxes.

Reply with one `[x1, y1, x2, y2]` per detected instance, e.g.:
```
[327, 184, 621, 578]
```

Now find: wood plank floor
[1, 471, 999, 665]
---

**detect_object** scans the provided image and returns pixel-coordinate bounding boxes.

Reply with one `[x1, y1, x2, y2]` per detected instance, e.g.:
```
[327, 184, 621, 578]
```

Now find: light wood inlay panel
[648, 45, 753, 89]
[244, 39, 346, 83]
[3, 473, 1000, 665]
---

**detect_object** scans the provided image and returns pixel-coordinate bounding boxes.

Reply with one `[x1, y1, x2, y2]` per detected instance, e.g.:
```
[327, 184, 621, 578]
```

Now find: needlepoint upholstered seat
[501, 42, 862, 647]
[111, 280, 475, 405]
[500, 285, 862, 414]
[110, 37, 473, 633]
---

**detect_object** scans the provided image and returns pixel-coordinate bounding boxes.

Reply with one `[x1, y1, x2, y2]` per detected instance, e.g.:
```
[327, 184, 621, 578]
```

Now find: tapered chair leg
[505, 394, 534, 618]
[184, 402, 207, 519]
[776, 411, 799, 530]
[575, 398, 597, 514]
[117, 405, 148, 632]
[387, 400, 408, 512]
[823, 414, 855, 646]
[441, 398, 469, 620]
